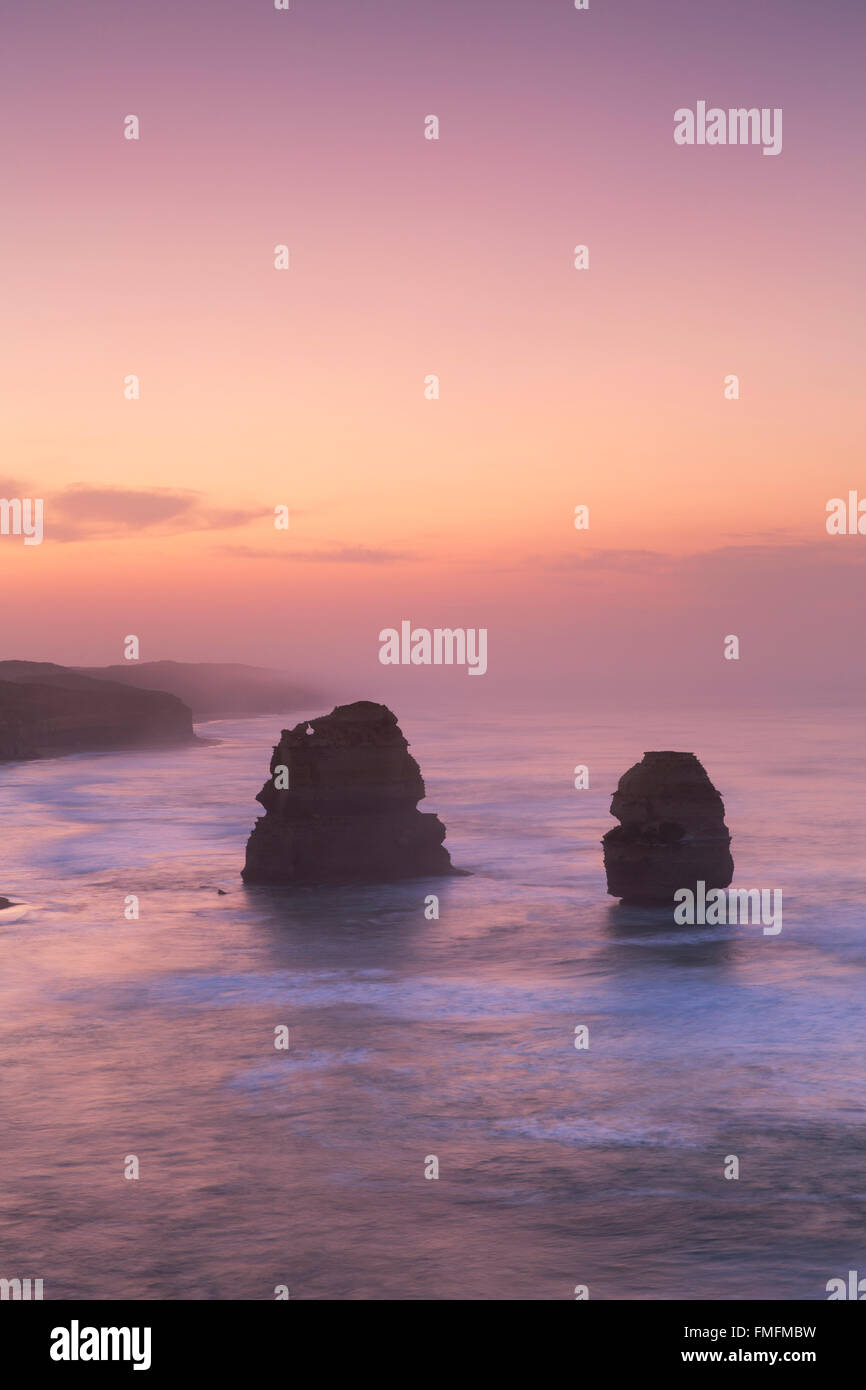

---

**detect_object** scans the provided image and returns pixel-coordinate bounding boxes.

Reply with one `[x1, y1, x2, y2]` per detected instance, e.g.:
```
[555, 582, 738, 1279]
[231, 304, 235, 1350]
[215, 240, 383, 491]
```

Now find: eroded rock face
[242, 701, 453, 884]
[602, 751, 733, 904]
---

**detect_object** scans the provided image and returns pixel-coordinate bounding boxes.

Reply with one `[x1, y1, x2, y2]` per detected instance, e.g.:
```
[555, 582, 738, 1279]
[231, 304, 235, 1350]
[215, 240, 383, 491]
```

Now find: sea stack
[602, 752, 733, 904]
[242, 701, 453, 884]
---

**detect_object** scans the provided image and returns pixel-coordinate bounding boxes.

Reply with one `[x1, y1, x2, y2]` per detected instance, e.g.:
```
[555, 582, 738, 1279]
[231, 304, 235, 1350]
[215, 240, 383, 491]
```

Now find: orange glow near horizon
[1, 0, 864, 697]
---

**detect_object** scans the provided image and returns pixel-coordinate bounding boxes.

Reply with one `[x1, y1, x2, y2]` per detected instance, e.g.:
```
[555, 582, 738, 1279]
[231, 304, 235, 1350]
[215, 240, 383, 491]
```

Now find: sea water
[0, 707, 863, 1299]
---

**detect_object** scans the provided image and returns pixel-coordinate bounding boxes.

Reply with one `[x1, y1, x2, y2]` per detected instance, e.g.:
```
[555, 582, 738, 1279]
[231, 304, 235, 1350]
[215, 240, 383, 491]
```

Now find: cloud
[543, 547, 670, 572]
[543, 540, 866, 577]
[217, 544, 419, 564]
[677, 541, 866, 576]
[717, 527, 797, 542]
[42, 486, 265, 542]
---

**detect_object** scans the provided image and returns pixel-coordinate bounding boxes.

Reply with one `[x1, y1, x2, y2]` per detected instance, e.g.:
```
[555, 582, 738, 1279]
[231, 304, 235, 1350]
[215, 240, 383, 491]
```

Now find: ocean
[0, 707, 863, 1300]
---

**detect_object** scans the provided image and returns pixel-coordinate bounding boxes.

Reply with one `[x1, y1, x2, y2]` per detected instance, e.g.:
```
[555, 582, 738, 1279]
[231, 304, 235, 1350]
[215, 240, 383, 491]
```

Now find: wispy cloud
[542, 547, 671, 572]
[541, 541, 866, 576]
[217, 544, 419, 565]
[42, 486, 265, 542]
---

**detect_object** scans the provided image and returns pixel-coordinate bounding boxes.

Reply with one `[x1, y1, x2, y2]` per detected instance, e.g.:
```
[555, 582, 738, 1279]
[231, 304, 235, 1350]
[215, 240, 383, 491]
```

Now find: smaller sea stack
[242, 701, 453, 884]
[602, 751, 733, 904]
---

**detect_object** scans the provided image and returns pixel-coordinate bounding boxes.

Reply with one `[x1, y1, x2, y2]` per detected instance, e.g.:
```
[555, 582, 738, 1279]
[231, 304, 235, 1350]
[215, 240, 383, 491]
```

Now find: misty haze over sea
[0, 704, 863, 1300]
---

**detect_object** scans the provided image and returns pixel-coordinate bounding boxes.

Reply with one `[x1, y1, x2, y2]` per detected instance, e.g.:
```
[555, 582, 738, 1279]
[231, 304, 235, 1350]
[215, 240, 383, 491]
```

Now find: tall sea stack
[602, 751, 733, 904]
[242, 701, 453, 884]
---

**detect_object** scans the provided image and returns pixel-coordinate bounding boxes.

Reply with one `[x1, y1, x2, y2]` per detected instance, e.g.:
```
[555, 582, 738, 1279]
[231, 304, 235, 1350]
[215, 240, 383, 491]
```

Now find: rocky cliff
[602, 751, 734, 904]
[242, 701, 453, 884]
[0, 665, 196, 761]
[72, 661, 322, 721]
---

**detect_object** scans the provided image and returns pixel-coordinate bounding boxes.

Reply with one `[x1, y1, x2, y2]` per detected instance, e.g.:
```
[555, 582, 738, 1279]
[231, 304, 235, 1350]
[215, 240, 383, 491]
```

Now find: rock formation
[0, 663, 196, 761]
[602, 751, 733, 904]
[242, 701, 453, 884]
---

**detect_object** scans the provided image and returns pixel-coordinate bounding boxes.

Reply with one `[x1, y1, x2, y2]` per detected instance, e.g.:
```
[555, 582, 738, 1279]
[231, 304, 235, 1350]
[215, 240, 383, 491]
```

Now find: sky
[1, 0, 864, 707]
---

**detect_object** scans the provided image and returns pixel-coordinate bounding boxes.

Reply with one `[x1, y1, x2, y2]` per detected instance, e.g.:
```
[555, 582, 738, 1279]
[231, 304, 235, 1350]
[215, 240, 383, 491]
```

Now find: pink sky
[1, 0, 864, 704]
